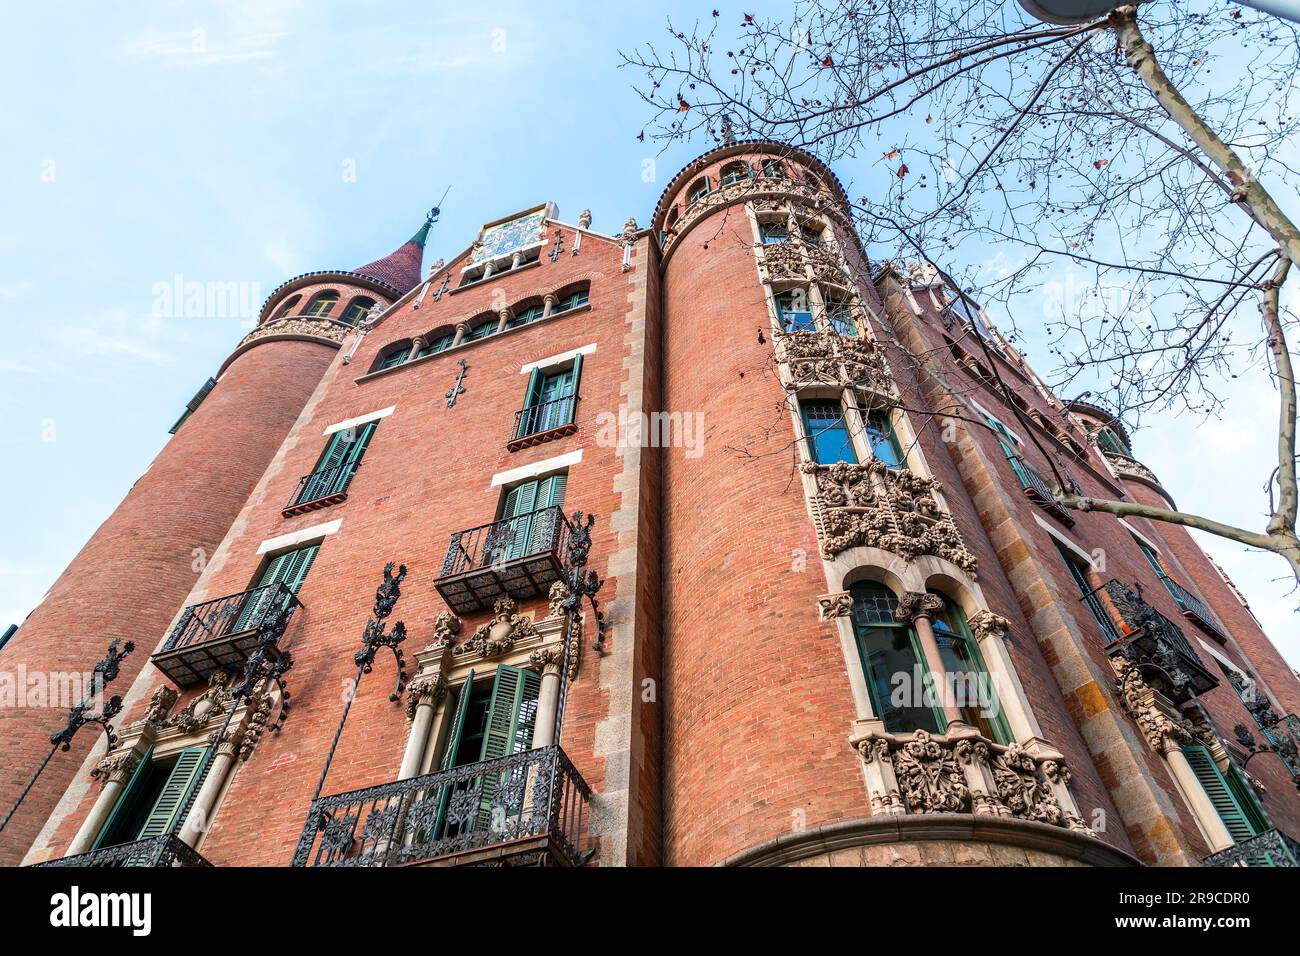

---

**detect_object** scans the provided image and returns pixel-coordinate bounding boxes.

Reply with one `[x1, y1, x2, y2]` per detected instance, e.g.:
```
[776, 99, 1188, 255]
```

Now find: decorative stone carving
[968, 609, 1012, 643]
[1098, 448, 1162, 486]
[459, 596, 538, 659]
[1112, 656, 1194, 754]
[165, 671, 234, 734]
[759, 241, 853, 287]
[548, 581, 582, 680]
[427, 610, 462, 651]
[142, 685, 179, 727]
[234, 688, 274, 761]
[237, 315, 351, 352]
[817, 591, 854, 620]
[528, 646, 565, 672]
[773, 329, 894, 396]
[91, 750, 141, 786]
[990, 744, 1065, 826]
[578, 209, 593, 230]
[802, 460, 978, 572]
[404, 673, 447, 720]
[895, 591, 946, 623]
[427, 258, 445, 276]
[892, 730, 970, 814]
[621, 217, 639, 244]
[662, 176, 850, 258]
[855, 729, 1097, 833]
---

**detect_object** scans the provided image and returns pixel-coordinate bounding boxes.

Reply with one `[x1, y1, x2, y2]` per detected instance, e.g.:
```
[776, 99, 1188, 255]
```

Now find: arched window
[687, 176, 711, 205]
[305, 291, 340, 317]
[930, 597, 1011, 743]
[850, 582, 941, 735]
[665, 207, 681, 233]
[341, 297, 376, 326]
[467, 318, 499, 341]
[276, 294, 302, 318]
[374, 340, 412, 371]
[1096, 427, 1132, 457]
[414, 328, 455, 358]
[720, 161, 751, 186]
[760, 158, 787, 179]
[507, 303, 545, 329]
[554, 286, 589, 313]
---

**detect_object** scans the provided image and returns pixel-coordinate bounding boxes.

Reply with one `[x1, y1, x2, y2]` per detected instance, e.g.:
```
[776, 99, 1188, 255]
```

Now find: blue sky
[1, 1, 1295, 665]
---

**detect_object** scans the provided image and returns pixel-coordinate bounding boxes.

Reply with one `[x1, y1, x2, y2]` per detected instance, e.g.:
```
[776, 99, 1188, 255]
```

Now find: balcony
[1016, 460, 1075, 526]
[292, 745, 593, 867]
[1204, 828, 1300, 867]
[434, 506, 571, 614]
[1095, 579, 1219, 703]
[1158, 575, 1227, 642]
[36, 835, 212, 868]
[507, 395, 580, 451]
[150, 582, 301, 687]
[283, 460, 361, 517]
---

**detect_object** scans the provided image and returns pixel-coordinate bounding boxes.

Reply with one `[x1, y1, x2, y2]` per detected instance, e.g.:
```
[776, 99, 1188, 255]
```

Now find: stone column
[968, 609, 1043, 745]
[495, 309, 512, 335]
[542, 293, 558, 320]
[452, 321, 470, 348]
[179, 734, 240, 848]
[1163, 739, 1236, 852]
[67, 749, 144, 856]
[899, 593, 962, 727]
[400, 673, 446, 780]
[529, 647, 565, 748]
[406, 336, 426, 362]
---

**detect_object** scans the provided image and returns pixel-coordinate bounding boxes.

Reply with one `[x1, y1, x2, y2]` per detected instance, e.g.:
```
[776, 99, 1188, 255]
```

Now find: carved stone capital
[968, 609, 1012, 643]
[405, 673, 447, 720]
[91, 750, 141, 786]
[426, 610, 462, 652]
[528, 646, 565, 674]
[817, 591, 854, 621]
[895, 591, 945, 623]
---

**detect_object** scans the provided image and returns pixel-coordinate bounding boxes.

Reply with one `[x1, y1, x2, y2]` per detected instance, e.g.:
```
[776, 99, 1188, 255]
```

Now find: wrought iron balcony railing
[284, 460, 362, 516]
[508, 394, 579, 449]
[1016, 459, 1076, 526]
[150, 582, 301, 687]
[292, 745, 592, 867]
[435, 506, 572, 614]
[36, 835, 212, 868]
[1204, 828, 1300, 867]
[1094, 579, 1219, 701]
[1157, 575, 1226, 641]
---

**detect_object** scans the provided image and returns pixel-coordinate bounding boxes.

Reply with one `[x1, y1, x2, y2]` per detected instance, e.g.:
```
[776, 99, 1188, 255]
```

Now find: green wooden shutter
[135, 747, 209, 840]
[527, 474, 568, 554]
[336, 421, 375, 494]
[433, 671, 475, 838]
[477, 666, 543, 830]
[499, 481, 540, 561]
[92, 746, 154, 850]
[1182, 745, 1259, 844]
[563, 353, 582, 426]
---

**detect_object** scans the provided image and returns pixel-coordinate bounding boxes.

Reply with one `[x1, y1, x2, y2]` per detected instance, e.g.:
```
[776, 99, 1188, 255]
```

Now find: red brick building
[5, 143, 1299, 868]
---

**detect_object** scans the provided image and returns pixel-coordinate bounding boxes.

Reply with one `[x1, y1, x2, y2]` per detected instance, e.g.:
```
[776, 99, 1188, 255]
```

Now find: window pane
[777, 291, 813, 331]
[866, 412, 904, 469]
[856, 624, 941, 736]
[932, 608, 1008, 743]
[800, 400, 857, 464]
[760, 222, 788, 244]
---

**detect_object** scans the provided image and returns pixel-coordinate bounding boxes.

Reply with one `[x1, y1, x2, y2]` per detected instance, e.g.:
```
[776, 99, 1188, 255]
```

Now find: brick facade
[7, 143, 1300, 869]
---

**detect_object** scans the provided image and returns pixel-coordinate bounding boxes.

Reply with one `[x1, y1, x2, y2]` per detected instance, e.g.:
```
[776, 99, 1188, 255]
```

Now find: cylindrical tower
[657, 144, 890, 865]
[0, 218, 431, 864]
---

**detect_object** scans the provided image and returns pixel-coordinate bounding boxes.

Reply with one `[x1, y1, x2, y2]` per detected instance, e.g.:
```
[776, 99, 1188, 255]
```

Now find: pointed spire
[352, 210, 435, 296]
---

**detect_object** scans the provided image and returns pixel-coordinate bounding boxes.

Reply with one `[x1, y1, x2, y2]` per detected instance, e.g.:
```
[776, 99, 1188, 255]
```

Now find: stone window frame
[399, 602, 574, 783]
[63, 675, 276, 860]
[304, 289, 341, 317]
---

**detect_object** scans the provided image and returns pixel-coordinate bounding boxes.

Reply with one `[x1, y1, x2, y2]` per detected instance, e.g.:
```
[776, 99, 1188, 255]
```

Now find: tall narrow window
[760, 222, 788, 244]
[850, 582, 943, 735]
[305, 291, 339, 317]
[294, 422, 376, 507]
[517, 355, 582, 439]
[800, 224, 823, 247]
[930, 598, 1012, 743]
[1054, 542, 1118, 643]
[340, 297, 375, 326]
[776, 290, 814, 332]
[687, 177, 711, 205]
[865, 411, 905, 469]
[761, 159, 787, 179]
[434, 666, 542, 839]
[492, 474, 568, 563]
[234, 543, 320, 632]
[1182, 745, 1268, 845]
[1096, 427, 1132, 457]
[800, 399, 857, 464]
[94, 747, 210, 850]
[825, 297, 857, 336]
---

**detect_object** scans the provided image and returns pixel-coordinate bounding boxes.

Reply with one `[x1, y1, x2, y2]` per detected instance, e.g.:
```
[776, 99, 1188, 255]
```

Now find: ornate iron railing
[160, 582, 302, 654]
[1157, 575, 1225, 639]
[1204, 828, 1300, 867]
[511, 394, 579, 443]
[439, 506, 572, 579]
[36, 835, 212, 868]
[292, 745, 592, 867]
[1094, 579, 1219, 699]
[286, 460, 361, 510]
